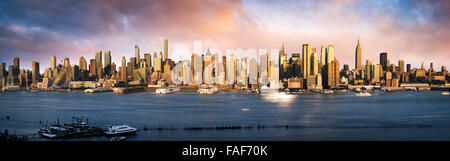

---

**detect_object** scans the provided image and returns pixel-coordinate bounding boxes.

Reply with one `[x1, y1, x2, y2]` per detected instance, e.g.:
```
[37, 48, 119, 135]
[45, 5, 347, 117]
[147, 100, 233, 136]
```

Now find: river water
[0, 90, 449, 141]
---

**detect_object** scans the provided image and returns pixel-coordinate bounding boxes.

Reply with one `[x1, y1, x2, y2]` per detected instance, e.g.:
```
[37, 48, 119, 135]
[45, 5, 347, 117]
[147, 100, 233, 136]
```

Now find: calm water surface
[0, 90, 449, 141]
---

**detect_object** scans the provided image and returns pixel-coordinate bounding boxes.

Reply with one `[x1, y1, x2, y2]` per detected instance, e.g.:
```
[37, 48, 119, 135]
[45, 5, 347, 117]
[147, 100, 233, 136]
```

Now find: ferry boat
[441, 92, 449, 95]
[105, 125, 138, 136]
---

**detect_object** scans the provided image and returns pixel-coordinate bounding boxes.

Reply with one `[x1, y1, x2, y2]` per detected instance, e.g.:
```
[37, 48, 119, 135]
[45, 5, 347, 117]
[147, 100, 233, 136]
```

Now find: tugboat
[105, 125, 138, 136]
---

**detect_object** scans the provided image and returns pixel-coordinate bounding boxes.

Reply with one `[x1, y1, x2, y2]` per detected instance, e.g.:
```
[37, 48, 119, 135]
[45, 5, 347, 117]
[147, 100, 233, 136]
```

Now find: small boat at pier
[156, 86, 180, 94]
[197, 86, 219, 94]
[356, 91, 372, 97]
[105, 125, 138, 136]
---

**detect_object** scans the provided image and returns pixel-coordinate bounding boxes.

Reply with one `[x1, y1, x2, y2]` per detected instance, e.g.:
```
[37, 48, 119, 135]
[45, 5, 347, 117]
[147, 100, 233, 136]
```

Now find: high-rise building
[311, 53, 318, 76]
[153, 52, 162, 74]
[260, 53, 269, 85]
[249, 57, 258, 85]
[302, 44, 312, 78]
[79, 57, 87, 71]
[71, 65, 79, 81]
[380, 52, 388, 71]
[398, 59, 405, 73]
[95, 50, 102, 71]
[32, 61, 39, 84]
[320, 45, 326, 65]
[269, 60, 279, 89]
[237, 57, 248, 85]
[13, 58, 19, 75]
[51, 56, 56, 70]
[144, 53, 151, 69]
[121, 56, 127, 82]
[327, 59, 340, 89]
[193, 54, 203, 85]
[355, 38, 362, 70]
[135, 45, 140, 65]
[89, 59, 97, 75]
[104, 51, 111, 76]
[326, 45, 335, 64]
[406, 64, 411, 73]
[0, 62, 5, 78]
[63, 58, 70, 68]
[164, 39, 168, 61]
[366, 60, 372, 81]
[279, 42, 287, 80]
[373, 64, 381, 82]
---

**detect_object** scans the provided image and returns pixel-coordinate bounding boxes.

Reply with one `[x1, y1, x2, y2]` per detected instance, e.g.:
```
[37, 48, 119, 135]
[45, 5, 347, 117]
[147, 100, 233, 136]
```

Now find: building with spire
[355, 38, 362, 70]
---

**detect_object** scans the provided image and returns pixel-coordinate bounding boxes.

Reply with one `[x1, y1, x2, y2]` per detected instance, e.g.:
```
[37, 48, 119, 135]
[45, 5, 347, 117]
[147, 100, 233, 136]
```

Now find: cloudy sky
[0, 0, 449, 71]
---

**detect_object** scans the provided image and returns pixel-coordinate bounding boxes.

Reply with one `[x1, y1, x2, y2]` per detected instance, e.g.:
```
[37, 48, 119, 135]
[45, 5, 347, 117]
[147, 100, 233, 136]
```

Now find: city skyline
[1, 0, 449, 70]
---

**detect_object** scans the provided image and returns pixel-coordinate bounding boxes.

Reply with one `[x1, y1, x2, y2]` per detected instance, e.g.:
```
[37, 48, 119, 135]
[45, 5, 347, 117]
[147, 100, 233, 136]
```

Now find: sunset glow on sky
[0, 0, 449, 70]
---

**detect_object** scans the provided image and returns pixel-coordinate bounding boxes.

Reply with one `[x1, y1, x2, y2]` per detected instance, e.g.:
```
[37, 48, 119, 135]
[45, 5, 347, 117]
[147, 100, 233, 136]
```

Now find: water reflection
[261, 93, 297, 107]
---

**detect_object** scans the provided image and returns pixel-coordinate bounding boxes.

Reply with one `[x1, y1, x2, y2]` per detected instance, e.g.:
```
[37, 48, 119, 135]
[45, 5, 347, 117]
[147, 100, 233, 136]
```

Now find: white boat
[323, 89, 334, 94]
[441, 92, 449, 95]
[155, 88, 169, 94]
[105, 125, 138, 136]
[156, 86, 181, 94]
[197, 86, 219, 94]
[241, 108, 250, 111]
[260, 85, 278, 95]
[356, 91, 372, 97]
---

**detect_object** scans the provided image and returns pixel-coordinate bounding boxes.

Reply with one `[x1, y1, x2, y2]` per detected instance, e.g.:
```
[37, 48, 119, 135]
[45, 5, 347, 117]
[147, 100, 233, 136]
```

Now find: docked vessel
[84, 87, 113, 93]
[113, 87, 144, 94]
[356, 91, 372, 97]
[105, 125, 138, 136]
[156, 86, 180, 94]
[38, 117, 103, 139]
[259, 85, 278, 95]
[197, 86, 219, 94]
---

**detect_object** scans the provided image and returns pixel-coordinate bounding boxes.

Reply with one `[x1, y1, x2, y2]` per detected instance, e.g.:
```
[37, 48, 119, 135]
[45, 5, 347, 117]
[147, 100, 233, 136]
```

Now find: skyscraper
[135, 45, 140, 65]
[51, 56, 56, 70]
[326, 45, 334, 64]
[249, 57, 258, 85]
[13, 58, 19, 75]
[260, 53, 269, 85]
[95, 51, 102, 72]
[320, 45, 326, 65]
[121, 56, 127, 82]
[302, 44, 312, 78]
[365, 59, 372, 81]
[144, 53, 151, 69]
[194, 54, 203, 85]
[164, 39, 168, 61]
[373, 64, 380, 82]
[104, 51, 111, 75]
[79, 57, 87, 71]
[398, 59, 405, 73]
[355, 38, 362, 70]
[32, 61, 39, 84]
[380, 52, 388, 71]
[89, 59, 97, 75]
[279, 42, 287, 80]
[0, 62, 5, 78]
[63, 58, 70, 68]
[311, 53, 318, 76]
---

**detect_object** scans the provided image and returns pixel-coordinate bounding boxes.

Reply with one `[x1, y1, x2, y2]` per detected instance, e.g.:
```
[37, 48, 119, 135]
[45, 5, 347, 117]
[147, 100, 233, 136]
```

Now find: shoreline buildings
[0, 38, 449, 91]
